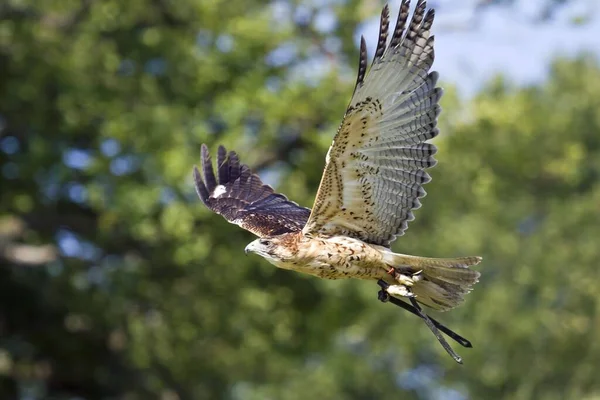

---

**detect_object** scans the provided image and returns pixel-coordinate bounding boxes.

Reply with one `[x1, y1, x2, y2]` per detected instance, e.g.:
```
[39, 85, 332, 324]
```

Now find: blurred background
[1, 0, 599, 399]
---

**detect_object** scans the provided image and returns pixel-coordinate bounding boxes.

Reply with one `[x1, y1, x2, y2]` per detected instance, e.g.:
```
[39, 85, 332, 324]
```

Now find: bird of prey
[194, 0, 481, 363]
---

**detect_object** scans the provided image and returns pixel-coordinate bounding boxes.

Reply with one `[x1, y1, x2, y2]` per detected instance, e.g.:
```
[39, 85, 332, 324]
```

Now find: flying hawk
[194, 0, 481, 363]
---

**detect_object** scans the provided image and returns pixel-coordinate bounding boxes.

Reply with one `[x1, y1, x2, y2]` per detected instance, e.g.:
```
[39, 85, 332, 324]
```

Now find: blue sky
[359, 0, 600, 96]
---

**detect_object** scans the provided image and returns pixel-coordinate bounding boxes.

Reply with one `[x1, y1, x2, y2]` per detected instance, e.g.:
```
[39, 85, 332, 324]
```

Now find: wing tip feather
[200, 143, 218, 192]
[217, 145, 230, 183]
[193, 165, 210, 204]
[355, 35, 368, 89]
[373, 4, 390, 63]
[390, 0, 411, 48]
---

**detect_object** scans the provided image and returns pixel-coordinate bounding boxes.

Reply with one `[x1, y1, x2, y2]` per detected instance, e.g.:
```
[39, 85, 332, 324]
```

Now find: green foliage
[1, 1, 600, 399]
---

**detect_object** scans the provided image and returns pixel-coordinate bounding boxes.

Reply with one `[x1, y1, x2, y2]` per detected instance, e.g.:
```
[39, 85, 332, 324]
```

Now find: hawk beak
[244, 243, 252, 255]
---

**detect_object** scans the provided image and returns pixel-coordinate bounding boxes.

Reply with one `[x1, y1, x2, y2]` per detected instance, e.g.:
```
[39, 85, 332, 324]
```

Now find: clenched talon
[395, 273, 415, 287]
[378, 290, 390, 302]
[412, 270, 423, 282]
[387, 284, 415, 298]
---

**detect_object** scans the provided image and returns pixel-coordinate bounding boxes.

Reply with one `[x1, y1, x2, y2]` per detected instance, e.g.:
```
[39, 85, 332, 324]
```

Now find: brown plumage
[194, 144, 310, 237]
[194, 1, 481, 363]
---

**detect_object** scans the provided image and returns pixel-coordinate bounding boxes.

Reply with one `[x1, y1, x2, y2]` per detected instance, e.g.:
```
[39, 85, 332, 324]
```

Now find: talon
[412, 270, 423, 282]
[395, 273, 415, 287]
[378, 290, 390, 302]
[387, 267, 395, 275]
[387, 284, 415, 298]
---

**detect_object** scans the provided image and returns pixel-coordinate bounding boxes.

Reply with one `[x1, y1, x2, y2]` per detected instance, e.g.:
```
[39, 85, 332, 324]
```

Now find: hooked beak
[244, 243, 254, 255]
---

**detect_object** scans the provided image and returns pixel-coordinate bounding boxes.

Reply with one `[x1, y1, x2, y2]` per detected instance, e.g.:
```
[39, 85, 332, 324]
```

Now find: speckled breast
[272, 236, 387, 280]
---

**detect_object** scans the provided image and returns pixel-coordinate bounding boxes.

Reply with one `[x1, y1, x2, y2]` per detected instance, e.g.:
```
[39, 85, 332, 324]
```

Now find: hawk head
[244, 235, 296, 264]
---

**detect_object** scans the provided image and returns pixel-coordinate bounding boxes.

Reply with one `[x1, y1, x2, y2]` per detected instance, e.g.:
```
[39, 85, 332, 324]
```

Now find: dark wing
[194, 144, 311, 238]
[302, 1, 439, 247]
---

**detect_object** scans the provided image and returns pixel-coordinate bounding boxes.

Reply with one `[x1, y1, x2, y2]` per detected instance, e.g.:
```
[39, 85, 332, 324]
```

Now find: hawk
[194, 0, 481, 363]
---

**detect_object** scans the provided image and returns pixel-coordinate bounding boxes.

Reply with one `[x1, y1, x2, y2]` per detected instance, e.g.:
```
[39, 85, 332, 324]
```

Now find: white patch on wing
[212, 185, 227, 198]
[231, 218, 246, 228]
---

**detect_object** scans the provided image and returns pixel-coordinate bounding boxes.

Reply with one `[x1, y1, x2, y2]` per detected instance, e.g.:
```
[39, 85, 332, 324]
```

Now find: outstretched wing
[194, 144, 311, 238]
[303, 0, 439, 247]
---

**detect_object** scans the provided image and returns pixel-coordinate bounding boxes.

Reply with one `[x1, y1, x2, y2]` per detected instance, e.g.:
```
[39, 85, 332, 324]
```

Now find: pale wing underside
[303, 0, 440, 247]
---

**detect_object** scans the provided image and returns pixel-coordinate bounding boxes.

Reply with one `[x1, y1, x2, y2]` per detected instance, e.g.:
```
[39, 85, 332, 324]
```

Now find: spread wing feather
[194, 144, 310, 238]
[303, 0, 440, 247]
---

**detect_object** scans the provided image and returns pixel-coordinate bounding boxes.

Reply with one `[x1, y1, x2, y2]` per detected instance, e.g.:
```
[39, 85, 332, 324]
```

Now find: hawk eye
[259, 239, 271, 246]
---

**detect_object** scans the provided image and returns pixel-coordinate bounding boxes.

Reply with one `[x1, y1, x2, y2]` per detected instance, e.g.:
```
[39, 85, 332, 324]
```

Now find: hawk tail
[383, 253, 482, 312]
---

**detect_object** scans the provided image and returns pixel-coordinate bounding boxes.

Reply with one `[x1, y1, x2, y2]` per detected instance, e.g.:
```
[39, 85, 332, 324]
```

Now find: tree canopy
[1, 1, 599, 399]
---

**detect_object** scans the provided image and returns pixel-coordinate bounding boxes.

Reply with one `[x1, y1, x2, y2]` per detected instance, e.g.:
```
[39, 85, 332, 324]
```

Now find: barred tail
[383, 252, 482, 312]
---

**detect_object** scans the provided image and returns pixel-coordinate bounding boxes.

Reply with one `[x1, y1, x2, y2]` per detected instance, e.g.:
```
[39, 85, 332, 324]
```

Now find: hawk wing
[303, 0, 440, 247]
[194, 144, 311, 238]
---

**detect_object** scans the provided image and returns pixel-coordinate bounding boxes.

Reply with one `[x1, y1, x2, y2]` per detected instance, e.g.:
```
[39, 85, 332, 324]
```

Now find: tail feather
[412, 280, 466, 310]
[422, 264, 480, 286]
[391, 254, 482, 269]
[383, 252, 482, 312]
